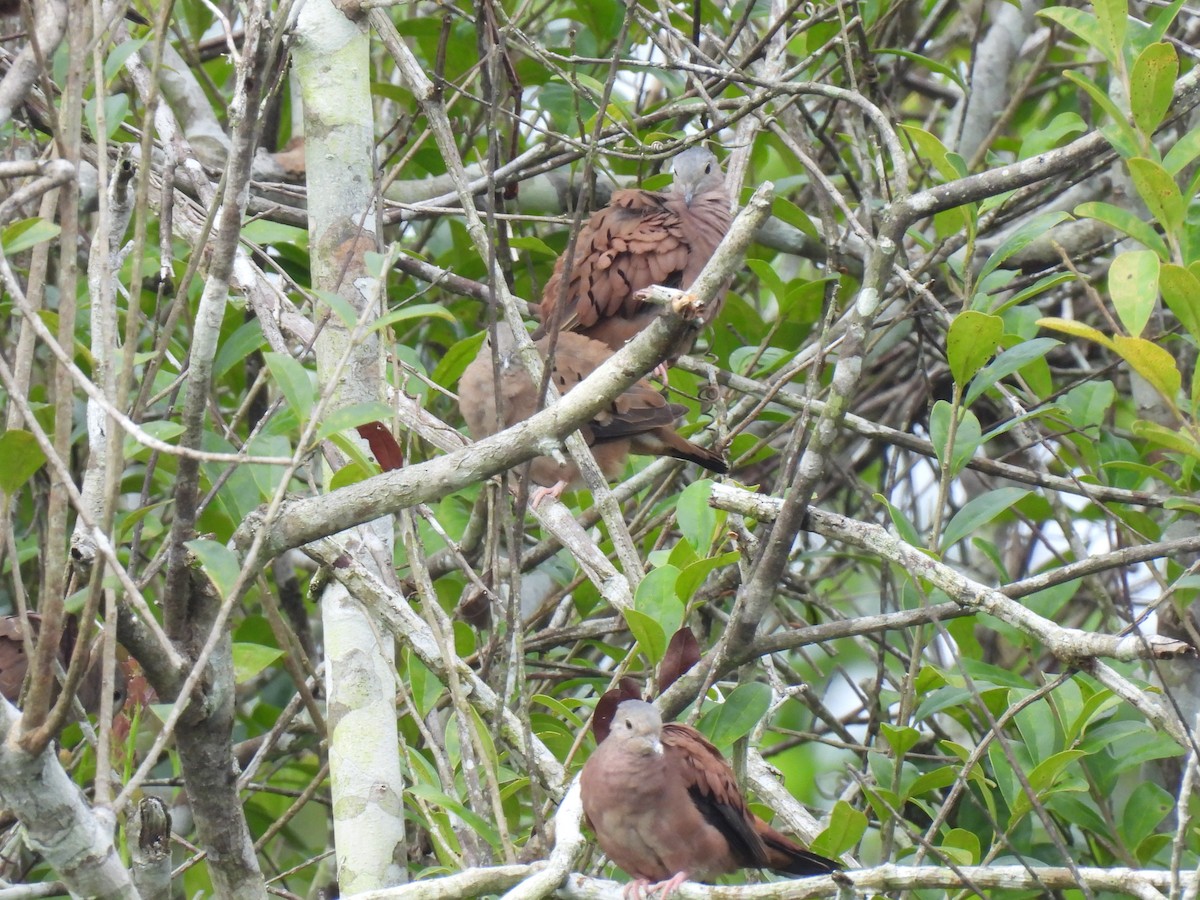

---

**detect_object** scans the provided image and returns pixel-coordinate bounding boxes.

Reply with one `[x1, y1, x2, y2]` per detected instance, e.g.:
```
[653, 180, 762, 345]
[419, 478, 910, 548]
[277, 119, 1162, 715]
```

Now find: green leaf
[977, 211, 1070, 284]
[1074, 201, 1169, 258]
[1092, 0, 1128, 64]
[1010, 749, 1088, 823]
[1111, 335, 1181, 402]
[372, 303, 457, 332]
[1038, 8, 1107, 61]
[880, 723, 921, 756]
[1018, 112, 1087, 160]
[1108, 250, 1160, 337]
[899, 125, 966, 181]
[929, 401, 982, 479]
[1162, 123, 1200, 175]
[1120, 781, 1173, 849]
[947, 311, 1003, 387]
[408, 783, 502, 851]
[907, 765, 959, 800]
[1063, 72, 1139, 157]
[314, 402, 395, 442]
[633, 565, 684, 637]
[0, 430, 46, 493]
[810, 800, 866, 858]
[1, 218, 61, 255]
[187, 538, 241, 600]
[1128, 157, 1185, 233]
[676, 480, 719, 551]
[1038, 317, 1117, 350]
[624, 609, 667, 666]
[965, 338, 1059, 407]
[1132, 421, 1200, 460]
[676, 551, 740, 602]
[1130, 43, 1178, 136]
[313, 289, 360, 329]
[940, 488, 1031, 550]
[698, 682, 771, 750]
[1160, 263, 1200, 340]
[941, 828, 981, 865]
[231, 642, 284, 684]
[213, 319, 268, 381]
[508, 236, 559, 257]
[875, 49, 965, 91]
[746, 259, 788, 304]
[877, 494, 924, 548]
[263, 352, 315, 427]
[1058, 381, 1116, 430]
[769, 196, 818, 239]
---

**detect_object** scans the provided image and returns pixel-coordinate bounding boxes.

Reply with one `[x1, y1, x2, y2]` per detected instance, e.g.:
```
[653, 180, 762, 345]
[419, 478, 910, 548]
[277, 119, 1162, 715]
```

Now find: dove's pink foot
[648, 872, 689, 899]
[530, 480, 568, 508]
[623, 878, 652, 900]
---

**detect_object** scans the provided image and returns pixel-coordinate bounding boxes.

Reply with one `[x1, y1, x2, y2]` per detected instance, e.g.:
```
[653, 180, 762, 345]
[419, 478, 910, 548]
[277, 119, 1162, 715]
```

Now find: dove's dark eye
[705, 163, 712, 174]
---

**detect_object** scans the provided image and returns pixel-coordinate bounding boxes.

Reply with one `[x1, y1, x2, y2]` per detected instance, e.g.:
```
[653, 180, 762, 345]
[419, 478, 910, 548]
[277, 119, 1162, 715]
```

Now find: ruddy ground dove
[580, 700, 841, 899]
[0, 613, 127, 716]
[535, 147, 733, 363]
[458, 324, 727, 506]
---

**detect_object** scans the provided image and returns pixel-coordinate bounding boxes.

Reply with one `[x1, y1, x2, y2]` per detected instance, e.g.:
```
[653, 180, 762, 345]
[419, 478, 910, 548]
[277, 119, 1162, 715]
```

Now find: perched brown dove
[0, 614, 127, 716]
[458, 324, 727, 506]
[580, 700, 841, 899]
[535, 147, 733, 364]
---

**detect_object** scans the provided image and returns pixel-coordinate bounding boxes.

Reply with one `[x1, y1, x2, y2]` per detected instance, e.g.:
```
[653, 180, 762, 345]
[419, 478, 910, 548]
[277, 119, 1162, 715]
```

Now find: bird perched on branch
[580, 700, 841, 899]
[0, 614, 127, 716]
[535, 147, 733, 368]
[458, 323, 727, 506]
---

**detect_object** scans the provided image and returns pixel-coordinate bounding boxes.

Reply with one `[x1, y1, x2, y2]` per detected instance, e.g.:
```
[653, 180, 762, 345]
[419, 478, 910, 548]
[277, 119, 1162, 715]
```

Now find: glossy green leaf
[1038, 317, 1116, 350]
[947, 311, 1003, 387]
[0, 430, 45, 494]
[231, 642, 284, 684]
[1064, 72, 1139, 157]
[1, 218, 61, 255]
[1092, 0, 1128, 64]
[1132, 421, 1200, 460]
[676, 551, 740, 602]
[1120, 781, 1173, 849]
[899, 125, 966, 181]
[187, 538, 241, 600]
[1108, 250, 1160, 337]
[1162, 123, 1200, 174]
[1058, 381, 1116, 430]
[977, 212, 1070, 284]
[624, 608, 667, 666]
[964, 338, 1059, 407]
[1111, 334, 1181, 401]
[929, 401, 982, 479]
[213, 319, 268, 381]
[677, 480, 719, 551]
[1160, 263, 1200, 339]
[1128, 157, 1185, 233]
[810, 800, 867, 857]
[698, 682, 771, 750]
[314, 402, 395, 442]
[1074, 201, 1170, 259]
[880, 723, 921, 756]
[1130, 42, 1178, 136]
[263, 351, 315, 427]
[940, 488, 1031, 550]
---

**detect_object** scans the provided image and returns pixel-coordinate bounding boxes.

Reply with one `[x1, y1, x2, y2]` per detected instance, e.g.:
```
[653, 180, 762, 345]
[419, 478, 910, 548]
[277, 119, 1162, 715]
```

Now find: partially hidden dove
[535, 147, 733, 364]
[458, 325, 727, 506]
[0, 614, 127, 716]
[580, 700, 841, 899]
